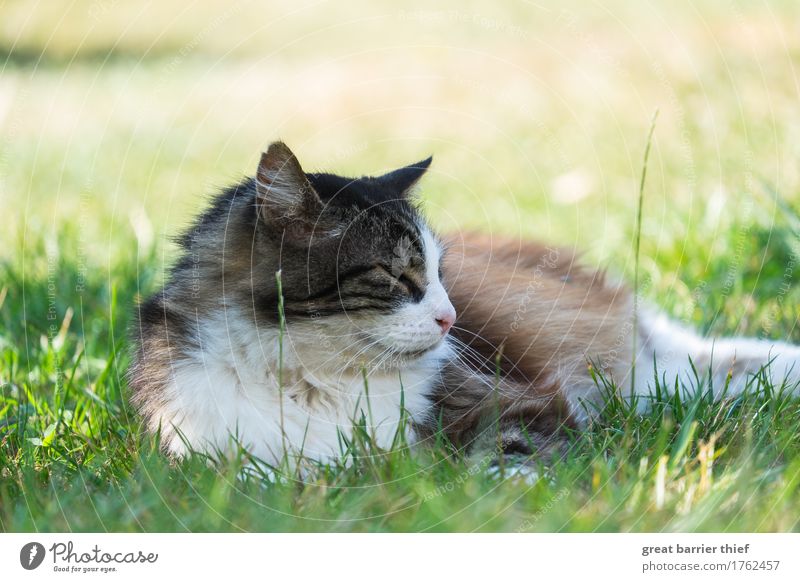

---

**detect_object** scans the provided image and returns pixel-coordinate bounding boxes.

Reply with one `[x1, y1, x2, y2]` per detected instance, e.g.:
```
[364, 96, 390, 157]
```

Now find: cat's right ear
[255, 142, 326, 236]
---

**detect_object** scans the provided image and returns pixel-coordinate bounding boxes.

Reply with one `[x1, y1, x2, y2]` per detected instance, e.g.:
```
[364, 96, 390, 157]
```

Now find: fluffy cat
[129, 142, 800, 469]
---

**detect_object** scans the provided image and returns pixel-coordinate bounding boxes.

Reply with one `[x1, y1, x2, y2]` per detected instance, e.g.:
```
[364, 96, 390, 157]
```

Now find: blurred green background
[2, 0, 800, 532]
[3, 0, 800, 331]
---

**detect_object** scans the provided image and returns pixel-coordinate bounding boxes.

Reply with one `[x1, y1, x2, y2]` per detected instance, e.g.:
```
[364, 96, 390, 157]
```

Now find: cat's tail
[628, 307, 800, 404]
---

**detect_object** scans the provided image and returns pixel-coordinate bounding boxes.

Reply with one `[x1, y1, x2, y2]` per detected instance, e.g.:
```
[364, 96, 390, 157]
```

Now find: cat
[129, 141, 800, 470]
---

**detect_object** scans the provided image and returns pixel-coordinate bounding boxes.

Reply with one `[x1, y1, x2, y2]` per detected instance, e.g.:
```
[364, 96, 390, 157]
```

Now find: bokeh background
[2, 0, 800, 531]
[4, 0, 800, 337]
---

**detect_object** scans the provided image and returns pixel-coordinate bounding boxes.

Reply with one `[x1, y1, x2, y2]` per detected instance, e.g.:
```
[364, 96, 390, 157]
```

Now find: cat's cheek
[380, 303, 445, 351]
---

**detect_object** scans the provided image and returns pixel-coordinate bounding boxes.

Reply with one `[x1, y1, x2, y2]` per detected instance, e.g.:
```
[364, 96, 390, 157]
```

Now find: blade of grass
[631, 109, 659, 396]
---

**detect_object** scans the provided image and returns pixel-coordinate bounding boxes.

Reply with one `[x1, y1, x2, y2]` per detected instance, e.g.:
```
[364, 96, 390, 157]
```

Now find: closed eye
[375, 264, 424, 301]
[397, 273, 424, 300]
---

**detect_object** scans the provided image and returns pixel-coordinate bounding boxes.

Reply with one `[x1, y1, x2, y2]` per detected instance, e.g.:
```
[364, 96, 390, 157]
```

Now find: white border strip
[1, 533, 799, 581]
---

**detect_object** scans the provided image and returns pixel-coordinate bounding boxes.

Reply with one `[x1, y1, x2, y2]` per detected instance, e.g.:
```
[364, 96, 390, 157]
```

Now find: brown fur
[130, 145, 800, 469]
[428, 233, 633, 455]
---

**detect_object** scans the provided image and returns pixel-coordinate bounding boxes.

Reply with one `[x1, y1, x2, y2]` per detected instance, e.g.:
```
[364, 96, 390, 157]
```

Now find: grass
[2, 0, 800, 531]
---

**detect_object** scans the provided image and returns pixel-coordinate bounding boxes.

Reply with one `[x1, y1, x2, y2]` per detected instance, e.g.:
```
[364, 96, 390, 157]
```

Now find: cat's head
[251, 141, 456, 369]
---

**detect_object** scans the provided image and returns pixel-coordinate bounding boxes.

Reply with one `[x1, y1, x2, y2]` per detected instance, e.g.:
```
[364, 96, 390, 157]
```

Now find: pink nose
[434, 306, 456, 335]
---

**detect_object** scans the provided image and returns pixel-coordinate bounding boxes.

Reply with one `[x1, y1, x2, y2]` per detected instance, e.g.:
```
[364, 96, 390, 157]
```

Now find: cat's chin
[396, 346, 435, 360]
[389, 337, 450, 362]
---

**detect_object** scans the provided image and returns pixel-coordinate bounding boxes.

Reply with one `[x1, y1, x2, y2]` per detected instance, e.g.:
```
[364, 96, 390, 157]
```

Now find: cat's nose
[434, 305, 456, 335]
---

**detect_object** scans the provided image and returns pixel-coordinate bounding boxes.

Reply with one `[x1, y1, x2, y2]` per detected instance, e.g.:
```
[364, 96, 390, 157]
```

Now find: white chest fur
[152, 308, 447, 467]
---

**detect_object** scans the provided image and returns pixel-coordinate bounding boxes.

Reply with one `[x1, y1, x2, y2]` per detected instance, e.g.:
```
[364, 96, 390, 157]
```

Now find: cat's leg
[429, 361, 573, 468]
[630, 307, 800, 405]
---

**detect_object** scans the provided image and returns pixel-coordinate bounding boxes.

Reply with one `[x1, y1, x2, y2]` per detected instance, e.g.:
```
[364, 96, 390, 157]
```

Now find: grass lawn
[2, 0, 800, 531]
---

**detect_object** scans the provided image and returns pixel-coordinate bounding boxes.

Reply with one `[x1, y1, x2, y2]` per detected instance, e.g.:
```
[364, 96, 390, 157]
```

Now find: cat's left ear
[255, 141, 331, 239]
[376, 156, 432, 196]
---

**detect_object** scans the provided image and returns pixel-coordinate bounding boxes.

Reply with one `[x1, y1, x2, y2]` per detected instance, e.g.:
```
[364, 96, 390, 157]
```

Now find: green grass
[2, 0, 800, 531]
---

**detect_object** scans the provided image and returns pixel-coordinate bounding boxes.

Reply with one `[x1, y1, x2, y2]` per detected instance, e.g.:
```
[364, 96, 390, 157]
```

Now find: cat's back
[443, 233, 631, 390]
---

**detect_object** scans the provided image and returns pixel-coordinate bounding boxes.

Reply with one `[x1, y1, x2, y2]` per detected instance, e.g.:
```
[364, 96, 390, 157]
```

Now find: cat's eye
[397, 274, 424, 301]
[375, 264, 423, 300]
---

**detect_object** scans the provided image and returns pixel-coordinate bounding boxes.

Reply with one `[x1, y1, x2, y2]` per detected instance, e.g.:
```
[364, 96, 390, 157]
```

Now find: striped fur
[129, 142, 800, 469]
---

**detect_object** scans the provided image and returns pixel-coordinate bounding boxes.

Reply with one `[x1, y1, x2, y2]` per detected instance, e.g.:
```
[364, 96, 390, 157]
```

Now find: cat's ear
[255, 142, 325, 235]
[376, 156, 432, 196]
